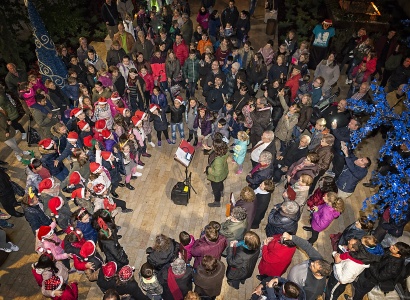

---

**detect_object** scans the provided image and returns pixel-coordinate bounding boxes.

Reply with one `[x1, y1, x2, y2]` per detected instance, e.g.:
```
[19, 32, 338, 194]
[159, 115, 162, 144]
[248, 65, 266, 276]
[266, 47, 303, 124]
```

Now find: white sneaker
[0, 247, 12, 253]
[137, 165, 144, 169]
[15, 130, 18, 135]
[21, 133, 27, 140]
[149, 142, 155, 148]
[132, 172, 142, 177]
[345, 78, 349, 85]
[23, 151, 31, 155]
[15, 154, 22, 161]
[8, 242, 19, 252]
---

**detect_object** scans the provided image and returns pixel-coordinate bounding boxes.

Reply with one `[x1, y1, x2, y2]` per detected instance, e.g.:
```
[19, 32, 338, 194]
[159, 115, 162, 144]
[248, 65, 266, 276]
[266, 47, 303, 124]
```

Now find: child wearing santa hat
[150, 86, 168, 112]
[47, 196, 71, 231]
[170, 96, 186, 144]
[38, 139, 69, 182]
[36, 222, 72, 269]
[43, 275, 78, 300]
[94, 97, 114, 129]
[91, 179, 132, 216]
[96, 261, 118, 292]
[77, 119, 93, 141]
[113, 113, 128, 138]
[63, 226, 86, 257]
[38, 178, 68, 221]
[150, 104, 171, 146]
[97, 149, 124, 198]
[71, 187, 94, 213]
[71, 207, 98, 242]
[26, 158, 51, 191]
[101, 128, 119, 152]
[72, 240, 104, 281]
[21, 187, 52, 234]
[130, 115, 151, 164]
[139, 110, 155, 148]
[56, 131, 84, 167]
[117, 141, 143, 190]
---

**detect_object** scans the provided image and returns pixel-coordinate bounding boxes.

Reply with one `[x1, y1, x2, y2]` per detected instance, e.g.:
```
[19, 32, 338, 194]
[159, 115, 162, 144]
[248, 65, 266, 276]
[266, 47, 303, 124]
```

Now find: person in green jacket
[206, 133, 229, 207]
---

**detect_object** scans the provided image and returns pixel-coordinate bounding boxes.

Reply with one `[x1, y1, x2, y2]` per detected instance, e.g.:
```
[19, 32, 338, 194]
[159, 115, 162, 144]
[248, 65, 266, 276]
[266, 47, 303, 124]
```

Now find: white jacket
[333, 256, 369, 284]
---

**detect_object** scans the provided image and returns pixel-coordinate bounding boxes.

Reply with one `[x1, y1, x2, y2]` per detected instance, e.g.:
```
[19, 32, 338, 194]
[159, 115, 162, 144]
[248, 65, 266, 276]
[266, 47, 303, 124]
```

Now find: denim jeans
[55, 166, 69, 182]
[171, 122, 185, 140]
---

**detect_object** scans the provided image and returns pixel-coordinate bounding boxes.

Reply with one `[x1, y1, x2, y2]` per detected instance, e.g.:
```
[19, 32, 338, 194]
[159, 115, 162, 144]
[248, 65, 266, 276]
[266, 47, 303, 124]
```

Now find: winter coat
[50, 125, 67, 156]
[234, 200, 256, 231]
[314, 60, 340, 92]
[311, 203, 340, 232]
[286, 157, 319, 186]
[25, 167, 43, 192]
[30, 104, 59, 138]
[336, 156, 368, 193]
[236, 16, 250, 42]
[265, 203, 301, 236]
[291, 183, 311, 206]
[76, 220, 98, 243]
[194, 260, 225, 297]
[226, 245, 259, 282]
[206, 152, 229, 183]
[221, 6, 239, 28]
[173, 41, 189, 66]
[0, 110, 15, 142]
[194, 115, 212, 136]
[306, 188, 326, 210]
[140, 72, 154, 93]
[250, 106, 272, 138]
[0, 91, 19, 121]
[247, 63, 267, 86]
[116, 279, 150, 300]
[150, 93, 168, 111]
[113, 31, 135, 53]
[334, 252, 369, 284]
[228, 116, 245, 139]
[208, 15, 221, 37]
[99, 238, 129, 269]
[39, 148, 66, 177]
[233, 139, 248, 165]
[220, 219, 247, 244]
[203, 82, 229, 112]
[275, 95, 299, 142]
[151, 110, 168, 131]
[280, 141, 309, 167]
[150, 57, 167, 83]
[165, 59, 181, 81]
[186, 106, 197, 130]
[170, 104, 186, 124]
[197, 12, 210, 30]
[246, 164, 273, 190]
[183, 57, 200, 83]
[197, 39, 213, 55]
[106, 48, 127, 67]
[23, 204, 52, 234]
[259, 46, 275, 66]
[191, 234, 227, 268]
[258, 234, 296, 277]
[146, 239, 180, 271]
[285, 73, 302, 101]
[338, 222, 367, 246]
[268, 63, 288, 83]
[315, 144, 334, 173]
[131, 39, 154, 61]
[296, 104, 313, 131]
[158, 265, 194, 300]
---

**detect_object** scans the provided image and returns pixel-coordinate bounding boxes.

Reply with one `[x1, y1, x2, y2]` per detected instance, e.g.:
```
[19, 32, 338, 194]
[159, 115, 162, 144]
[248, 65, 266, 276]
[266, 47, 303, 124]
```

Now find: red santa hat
[111, 91, 121, 101]
[80, 240, 96, 261]
[71, 187, 85, 200]
[65, 226, 83, 238]
[77, 120, 90, 131]
[70, 108, 84, 118]
[93, 182, 107, 195]
[44, 275, 64, 291]
[95, 119, 107, 132]
[38, 138, 55, 150]
[37, 225, 54, 241]
[131, 116, 142, 127]
[118, 265, 135, 282]
[67, 131, 79, 142]
[98, 97, 108, 105]
[101, 129, 113, 139]
[83, 135, 94, 148]
[323, 19, 333, 25]
[101, 151, 113, 161]
[116, 107, 130, 117]
[174, 96, 184, 104]
[149, 103, 160, 113]
[89, 162, 102, 174]
[134, 110, 146, 120]
[48, 196, 64, 218]
[102, 261, 117, 278]
[69, 171, 84, 185]
[38, 178, 55, 194]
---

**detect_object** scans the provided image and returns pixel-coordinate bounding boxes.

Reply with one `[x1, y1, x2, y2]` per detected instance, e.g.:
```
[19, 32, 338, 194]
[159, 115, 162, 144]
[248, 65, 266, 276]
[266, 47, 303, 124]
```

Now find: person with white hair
[265, 201, 301, 237]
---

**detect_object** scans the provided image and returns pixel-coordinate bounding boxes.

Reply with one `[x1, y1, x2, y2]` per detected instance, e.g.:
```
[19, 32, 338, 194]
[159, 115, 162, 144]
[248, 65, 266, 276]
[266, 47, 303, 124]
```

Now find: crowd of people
[0, 0, 410, 299]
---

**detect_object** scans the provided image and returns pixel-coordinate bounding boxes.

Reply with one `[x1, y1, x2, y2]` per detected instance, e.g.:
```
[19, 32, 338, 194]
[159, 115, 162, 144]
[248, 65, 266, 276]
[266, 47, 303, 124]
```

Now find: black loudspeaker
[171, 182, 189, 205]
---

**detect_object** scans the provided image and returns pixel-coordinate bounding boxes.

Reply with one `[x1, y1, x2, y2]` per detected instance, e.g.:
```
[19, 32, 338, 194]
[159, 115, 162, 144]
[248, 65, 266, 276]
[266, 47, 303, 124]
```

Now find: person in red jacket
[257, 234, 296, 279]
[285, 65, 302, 102]
[173, 34, 189, 66]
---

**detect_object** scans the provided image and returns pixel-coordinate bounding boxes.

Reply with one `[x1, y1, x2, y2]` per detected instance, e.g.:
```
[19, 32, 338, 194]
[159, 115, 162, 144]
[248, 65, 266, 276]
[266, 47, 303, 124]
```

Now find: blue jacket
[39, 148, 65, 176]
[58, 140, 84, 162]
[77, 219, 98, 243]
[228, 117, 245, 139]
[151, 93, 168, 111]
[336, 156, 368, 193]
[208, 16, 221, 37]
[23, 204, 52, 234]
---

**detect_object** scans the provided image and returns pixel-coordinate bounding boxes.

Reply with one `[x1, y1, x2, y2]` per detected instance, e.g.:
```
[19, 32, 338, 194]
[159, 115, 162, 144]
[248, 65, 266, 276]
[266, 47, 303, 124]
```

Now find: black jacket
[97, 269, 116, 293]
[265, 203, 301, 236]
[226, 246, 259, 281]
[48, 86, 70, 109]
[280, 142, 309, 167]
[116, 279, 150, 300]
[100, 238, 129, 269]
[246, 164, 273, 190]
[221, 6, 239, 28]
[158, 265, 194, 300]
[365, 253, 405, 292]
[170, 104, 186, 124]
[146, 239, 180, 271]
[204, 83, 229, 112]
[23, 204, 52, 234]
[106, 48, 127, 67]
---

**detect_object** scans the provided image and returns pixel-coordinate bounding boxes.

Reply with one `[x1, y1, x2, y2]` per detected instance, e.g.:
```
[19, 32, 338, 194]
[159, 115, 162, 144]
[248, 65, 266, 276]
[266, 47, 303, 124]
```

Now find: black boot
[187, 133, 193, 142]
[193, 137, 198, 146]
[126, 183, 135, 190]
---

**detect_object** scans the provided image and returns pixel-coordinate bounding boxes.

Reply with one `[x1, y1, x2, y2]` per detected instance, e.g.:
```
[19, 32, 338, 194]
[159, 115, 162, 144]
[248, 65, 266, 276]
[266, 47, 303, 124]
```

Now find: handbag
[11, 180, 25, 197]
[329, 232, 342, 251]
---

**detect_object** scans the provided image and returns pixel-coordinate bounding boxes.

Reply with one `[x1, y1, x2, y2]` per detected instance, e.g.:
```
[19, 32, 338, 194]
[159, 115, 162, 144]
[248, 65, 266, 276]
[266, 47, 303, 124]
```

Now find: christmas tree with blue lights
[25, 0, 67, 87]
[347, 81, 410, 223]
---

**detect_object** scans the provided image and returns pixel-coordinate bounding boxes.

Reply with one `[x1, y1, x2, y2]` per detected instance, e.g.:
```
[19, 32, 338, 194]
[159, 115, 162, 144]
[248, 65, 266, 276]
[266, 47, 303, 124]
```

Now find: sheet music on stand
[174, 140, 195, 167]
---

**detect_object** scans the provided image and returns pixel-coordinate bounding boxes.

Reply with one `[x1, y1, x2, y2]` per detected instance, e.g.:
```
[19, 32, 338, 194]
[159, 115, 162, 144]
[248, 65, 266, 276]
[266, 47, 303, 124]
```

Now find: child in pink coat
[179, 231, 196, 263]
[303, 192, 345, 244]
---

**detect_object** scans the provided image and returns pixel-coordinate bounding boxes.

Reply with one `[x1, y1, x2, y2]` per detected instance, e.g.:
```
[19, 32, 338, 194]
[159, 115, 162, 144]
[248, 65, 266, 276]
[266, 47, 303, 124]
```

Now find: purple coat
[311, 203, 340, 232]
[191, 234, 227, 268]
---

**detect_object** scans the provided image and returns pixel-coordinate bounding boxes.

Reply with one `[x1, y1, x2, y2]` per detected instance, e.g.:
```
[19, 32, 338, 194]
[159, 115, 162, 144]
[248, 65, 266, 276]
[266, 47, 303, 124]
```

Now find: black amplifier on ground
[171, 182, 189, 206]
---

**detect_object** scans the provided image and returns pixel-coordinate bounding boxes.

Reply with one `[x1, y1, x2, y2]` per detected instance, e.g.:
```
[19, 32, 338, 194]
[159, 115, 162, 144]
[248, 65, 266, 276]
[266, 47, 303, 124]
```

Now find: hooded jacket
[265, 203, 301, 236]
[191, 234, 227, 268]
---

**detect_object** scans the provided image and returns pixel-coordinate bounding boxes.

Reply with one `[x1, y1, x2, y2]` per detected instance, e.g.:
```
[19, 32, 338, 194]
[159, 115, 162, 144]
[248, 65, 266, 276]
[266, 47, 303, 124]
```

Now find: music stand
[174, 140, 197, 197]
